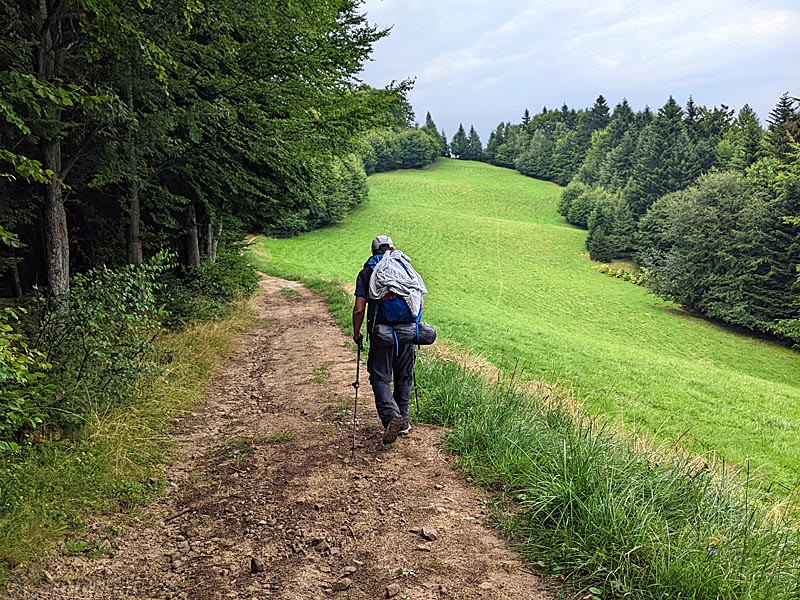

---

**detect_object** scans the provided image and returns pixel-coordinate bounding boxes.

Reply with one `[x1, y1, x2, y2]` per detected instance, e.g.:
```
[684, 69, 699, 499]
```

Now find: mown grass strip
[0, 293, 260, 582]
[268, 265, 800, 600]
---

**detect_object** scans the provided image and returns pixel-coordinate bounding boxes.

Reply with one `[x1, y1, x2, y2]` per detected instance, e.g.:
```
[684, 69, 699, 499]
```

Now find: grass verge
[275, 267, 800, 600]
[0, 292, 260, 583]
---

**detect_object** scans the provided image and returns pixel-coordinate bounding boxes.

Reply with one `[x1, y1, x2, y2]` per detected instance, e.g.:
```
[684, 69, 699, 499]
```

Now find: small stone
[421, 527, 438, 541]
[250, 556, 265, 573]
[385, 583, 401, 598]
[314, 541, 330, 553]
[330, 546, 341, 556]
[479, 581, 494, 590]
[319, 566, 331, 573]
[333, 578, 352, 591]
[172, 560, 183, 570]
[341, 566, 357, 575]
[434, 484, 444, 490]
[352, 560, 364, 566]
[415, 543, 432, 552]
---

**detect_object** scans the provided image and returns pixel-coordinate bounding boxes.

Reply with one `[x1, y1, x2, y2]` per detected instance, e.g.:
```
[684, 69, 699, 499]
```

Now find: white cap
[371, 235, 394, 254]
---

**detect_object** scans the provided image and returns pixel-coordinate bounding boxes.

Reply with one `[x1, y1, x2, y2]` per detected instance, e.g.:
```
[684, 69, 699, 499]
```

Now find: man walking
[352, 235, 422, 445]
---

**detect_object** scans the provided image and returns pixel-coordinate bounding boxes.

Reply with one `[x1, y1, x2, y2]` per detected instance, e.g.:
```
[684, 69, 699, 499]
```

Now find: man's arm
[352, 295, 367, 345]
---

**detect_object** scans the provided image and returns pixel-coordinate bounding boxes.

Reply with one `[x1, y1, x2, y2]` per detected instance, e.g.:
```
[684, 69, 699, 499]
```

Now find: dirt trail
[8, 276, 552, 600]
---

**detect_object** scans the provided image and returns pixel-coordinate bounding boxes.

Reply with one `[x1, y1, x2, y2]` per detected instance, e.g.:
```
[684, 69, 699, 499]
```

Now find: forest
[0, 0, 416, 446]
[446, 95, 800, 344]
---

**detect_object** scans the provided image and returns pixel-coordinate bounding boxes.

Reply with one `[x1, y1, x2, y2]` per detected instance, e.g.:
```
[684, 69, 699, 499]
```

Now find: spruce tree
[624, 97, 697, 217]
[465, 126, 483, 161]
[521, 108, 531, 132]
[450, 124, 468, 159]
[765, 92, 799, 163]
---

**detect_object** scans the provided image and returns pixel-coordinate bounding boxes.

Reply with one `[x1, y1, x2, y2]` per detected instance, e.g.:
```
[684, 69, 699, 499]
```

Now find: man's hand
[353, 332, 363, 350]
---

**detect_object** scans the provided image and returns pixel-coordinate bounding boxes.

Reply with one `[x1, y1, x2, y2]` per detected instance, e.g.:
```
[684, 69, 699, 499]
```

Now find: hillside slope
[255, 158, 800, 487]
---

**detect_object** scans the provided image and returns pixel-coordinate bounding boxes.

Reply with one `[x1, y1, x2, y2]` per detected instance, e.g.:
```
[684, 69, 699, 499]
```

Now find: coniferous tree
[484, 123, 506, 165]
[420, 111, 446, 156]
[586, 95, 611, 133]
[716, 105, 764, 171]
[464, 126, 483, 161]
[450, 124, 468, 159]
[521, 108, 531, 133]
[765, 92, 800, 163]
[624, 97, 697, 217]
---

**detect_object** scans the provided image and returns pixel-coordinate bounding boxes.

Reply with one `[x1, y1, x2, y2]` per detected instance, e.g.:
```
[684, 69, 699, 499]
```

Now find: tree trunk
[212, 222, 221, 264]
[186, 204, 201, 268]
[41, 135, 69, 294]
[124, 80, 143, 266]
[37, 0, 69, 294]
[11, 260, 23, 298]
[207, 222, 222, 264]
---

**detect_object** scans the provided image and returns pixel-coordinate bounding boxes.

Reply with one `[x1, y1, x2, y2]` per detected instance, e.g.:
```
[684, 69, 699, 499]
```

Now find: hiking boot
[398, 424, 411, 436]
[382, 416, 403, 445]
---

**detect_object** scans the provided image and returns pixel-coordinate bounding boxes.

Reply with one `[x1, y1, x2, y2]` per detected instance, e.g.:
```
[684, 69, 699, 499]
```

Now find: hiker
[353, 235, 426, 445]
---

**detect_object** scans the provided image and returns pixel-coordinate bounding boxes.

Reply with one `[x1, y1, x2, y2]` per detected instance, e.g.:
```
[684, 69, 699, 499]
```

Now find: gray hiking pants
[367, 341, 415, 429]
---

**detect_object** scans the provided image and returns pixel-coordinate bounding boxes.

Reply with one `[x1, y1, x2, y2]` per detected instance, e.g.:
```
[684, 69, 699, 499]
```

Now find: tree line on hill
[445, 94, 800, 344]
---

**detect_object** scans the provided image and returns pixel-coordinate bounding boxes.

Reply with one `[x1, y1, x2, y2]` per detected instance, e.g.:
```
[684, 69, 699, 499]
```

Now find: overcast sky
[357, 0, 800, 140]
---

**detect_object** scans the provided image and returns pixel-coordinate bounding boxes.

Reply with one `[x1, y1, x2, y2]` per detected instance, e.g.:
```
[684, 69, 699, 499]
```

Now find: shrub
[0, 307, 49, 448]
[158, 242, 259, 327]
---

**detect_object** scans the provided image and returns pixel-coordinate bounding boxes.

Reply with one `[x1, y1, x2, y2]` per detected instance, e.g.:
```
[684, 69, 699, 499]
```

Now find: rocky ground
[7, 276, 552, 600]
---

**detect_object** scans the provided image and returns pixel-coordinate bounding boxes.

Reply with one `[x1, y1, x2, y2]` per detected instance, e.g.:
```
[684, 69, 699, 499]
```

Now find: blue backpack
[366, 255, 422, 326]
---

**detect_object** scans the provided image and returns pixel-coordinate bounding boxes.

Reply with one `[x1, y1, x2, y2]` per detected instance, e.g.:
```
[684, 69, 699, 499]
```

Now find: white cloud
[360, 0, 800, 135]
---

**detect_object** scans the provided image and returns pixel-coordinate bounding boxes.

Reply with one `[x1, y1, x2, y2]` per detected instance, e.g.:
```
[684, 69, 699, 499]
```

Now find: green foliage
[586, 191, 634, 261]
[593, 264, 647, 286]
[0, 308, 49, 448]
[638, 167, 799, 338]
[558, 180, 589, 218]
[1, 0, 400, 293]
[15, 255, 169, 436]
[158, 242, 259, 327]
[0, 292, 255, 578]
[450, 124, 468, 159]
[359, 126, 440, 175]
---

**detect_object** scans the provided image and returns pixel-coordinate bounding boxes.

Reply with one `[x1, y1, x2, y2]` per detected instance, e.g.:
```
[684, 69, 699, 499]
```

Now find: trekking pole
[351, 339, 362, 457]
[413, 362, 419, 418]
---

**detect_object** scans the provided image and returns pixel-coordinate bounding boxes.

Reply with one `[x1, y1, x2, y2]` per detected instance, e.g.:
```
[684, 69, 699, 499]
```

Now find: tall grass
[421, 355, 800, 599]
[0, 293, 259, 580]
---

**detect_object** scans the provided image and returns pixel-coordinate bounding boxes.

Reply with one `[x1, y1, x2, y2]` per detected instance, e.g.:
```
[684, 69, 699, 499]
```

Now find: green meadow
[252, 158, 800, 489]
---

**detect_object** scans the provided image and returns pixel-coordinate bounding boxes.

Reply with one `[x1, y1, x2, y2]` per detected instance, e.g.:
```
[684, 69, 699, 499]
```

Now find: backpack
[377, 291, 421, 325]
[366, 252, 424, 327]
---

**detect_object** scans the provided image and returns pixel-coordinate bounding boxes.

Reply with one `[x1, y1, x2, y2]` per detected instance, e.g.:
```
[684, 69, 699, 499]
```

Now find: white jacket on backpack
[368, 250, 427, 318]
